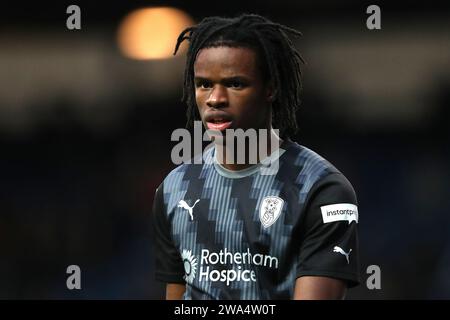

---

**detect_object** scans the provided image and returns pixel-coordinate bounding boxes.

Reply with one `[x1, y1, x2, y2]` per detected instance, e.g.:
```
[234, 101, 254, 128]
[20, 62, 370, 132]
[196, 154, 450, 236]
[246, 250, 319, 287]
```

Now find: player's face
[194, 46, 273, 133]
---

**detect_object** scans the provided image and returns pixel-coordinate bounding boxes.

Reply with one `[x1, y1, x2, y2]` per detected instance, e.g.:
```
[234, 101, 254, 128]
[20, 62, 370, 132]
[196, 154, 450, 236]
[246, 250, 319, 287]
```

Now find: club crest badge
[259, 196, 284, 228]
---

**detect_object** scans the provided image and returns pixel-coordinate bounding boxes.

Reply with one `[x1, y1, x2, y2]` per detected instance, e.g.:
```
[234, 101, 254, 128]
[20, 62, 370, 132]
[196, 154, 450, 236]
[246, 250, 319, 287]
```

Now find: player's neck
[214, 127, 283, 171]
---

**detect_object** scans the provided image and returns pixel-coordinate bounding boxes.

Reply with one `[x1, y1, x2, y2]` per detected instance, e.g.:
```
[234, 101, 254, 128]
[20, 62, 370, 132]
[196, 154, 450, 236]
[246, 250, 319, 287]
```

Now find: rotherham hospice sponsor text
[196, 248, 279, 286]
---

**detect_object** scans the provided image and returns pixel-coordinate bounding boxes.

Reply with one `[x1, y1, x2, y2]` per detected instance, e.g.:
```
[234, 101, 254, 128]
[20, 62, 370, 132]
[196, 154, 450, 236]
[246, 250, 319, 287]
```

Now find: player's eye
[227, 79, 246, 89]
[195, 80, 212, 89]
[226, 78, 247, 89]
[231, 81, 243, 88]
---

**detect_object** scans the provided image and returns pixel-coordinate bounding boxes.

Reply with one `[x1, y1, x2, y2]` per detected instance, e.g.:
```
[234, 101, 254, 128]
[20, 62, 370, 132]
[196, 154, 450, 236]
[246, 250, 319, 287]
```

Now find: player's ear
[265, 81, 276, 103]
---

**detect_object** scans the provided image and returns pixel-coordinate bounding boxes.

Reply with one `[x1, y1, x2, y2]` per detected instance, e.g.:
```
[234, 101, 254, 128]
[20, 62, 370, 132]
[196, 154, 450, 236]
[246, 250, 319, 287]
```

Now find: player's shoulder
[282, 140, 356, 198]
[160, 145, 214, 193]
[284, 140, 340, 177]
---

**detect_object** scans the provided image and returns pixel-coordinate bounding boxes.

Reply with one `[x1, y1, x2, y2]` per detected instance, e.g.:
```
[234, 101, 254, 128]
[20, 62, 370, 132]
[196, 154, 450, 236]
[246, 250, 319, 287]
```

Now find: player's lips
[206, 121, 233, 131]
[204, 112, 233, 131]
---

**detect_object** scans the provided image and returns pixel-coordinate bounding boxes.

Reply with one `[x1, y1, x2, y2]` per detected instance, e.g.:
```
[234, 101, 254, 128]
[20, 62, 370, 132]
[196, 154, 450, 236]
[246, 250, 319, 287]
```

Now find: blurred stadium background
[0, 0, 449, 299]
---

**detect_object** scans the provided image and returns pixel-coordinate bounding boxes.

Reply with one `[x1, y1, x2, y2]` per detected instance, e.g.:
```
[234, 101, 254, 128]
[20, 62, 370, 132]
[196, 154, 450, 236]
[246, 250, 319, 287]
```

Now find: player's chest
[171, 183, 299, 236]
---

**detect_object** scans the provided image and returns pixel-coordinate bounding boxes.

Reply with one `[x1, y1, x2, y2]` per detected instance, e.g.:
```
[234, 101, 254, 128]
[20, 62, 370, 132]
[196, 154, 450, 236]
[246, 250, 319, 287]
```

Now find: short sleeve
[296, 173, 360, 287]
[152, 183, 185, 283]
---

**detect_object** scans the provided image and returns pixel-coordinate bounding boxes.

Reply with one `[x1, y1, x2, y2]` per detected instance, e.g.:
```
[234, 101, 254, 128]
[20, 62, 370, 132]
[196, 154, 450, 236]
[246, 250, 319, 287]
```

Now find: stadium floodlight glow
[117, 7, 193, 60]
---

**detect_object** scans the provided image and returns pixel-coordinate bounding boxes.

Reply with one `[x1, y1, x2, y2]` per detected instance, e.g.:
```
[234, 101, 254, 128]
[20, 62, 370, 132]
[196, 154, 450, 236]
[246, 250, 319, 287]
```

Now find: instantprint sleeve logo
[320, 203, 358, 224]
[260, 196, 284, 228]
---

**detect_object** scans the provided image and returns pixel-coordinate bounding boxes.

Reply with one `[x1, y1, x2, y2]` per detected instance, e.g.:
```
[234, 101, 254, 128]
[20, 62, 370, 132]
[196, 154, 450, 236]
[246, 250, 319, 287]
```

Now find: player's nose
[206, 85, 228, 109]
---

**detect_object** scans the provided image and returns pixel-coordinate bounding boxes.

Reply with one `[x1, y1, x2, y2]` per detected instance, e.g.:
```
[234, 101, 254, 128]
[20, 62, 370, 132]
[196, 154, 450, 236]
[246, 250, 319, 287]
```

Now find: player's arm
[295, 173, 360, 299]
[152, 183, 186, 299]
[293, 276, 347, 300]
[166, 283, 186, 300]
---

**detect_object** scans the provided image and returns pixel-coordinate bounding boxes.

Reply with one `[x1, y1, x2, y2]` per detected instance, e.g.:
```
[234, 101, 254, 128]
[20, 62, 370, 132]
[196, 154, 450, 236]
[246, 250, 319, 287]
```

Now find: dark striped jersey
[152, 139, 360, 299]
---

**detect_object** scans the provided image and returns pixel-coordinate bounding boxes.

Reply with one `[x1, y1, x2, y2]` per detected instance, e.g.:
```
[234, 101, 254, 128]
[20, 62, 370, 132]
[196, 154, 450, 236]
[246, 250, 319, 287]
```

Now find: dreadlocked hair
[173, 13, 305, 138]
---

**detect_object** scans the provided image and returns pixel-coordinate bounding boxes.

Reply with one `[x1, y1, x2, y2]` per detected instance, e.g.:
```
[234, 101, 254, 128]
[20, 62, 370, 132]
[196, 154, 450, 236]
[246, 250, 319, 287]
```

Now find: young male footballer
[152, 14, 360, 300]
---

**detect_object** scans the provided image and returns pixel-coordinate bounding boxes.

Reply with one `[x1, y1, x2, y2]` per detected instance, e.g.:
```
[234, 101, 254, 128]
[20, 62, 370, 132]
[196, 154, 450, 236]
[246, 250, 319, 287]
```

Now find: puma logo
[333, 246, 352, 264]
[178, 199, 200, 221]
